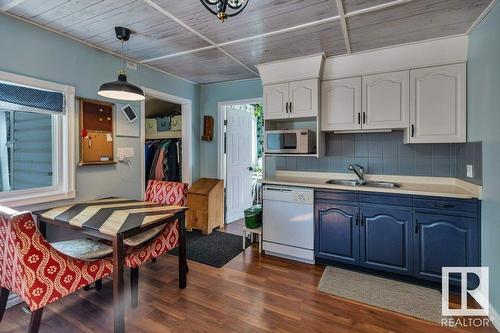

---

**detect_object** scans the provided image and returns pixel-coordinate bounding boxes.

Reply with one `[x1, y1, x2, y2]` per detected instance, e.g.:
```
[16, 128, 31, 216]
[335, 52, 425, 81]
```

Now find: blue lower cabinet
[315, 203, 359, 264]
[315, 190, 480, 284]
[413, 212, 480, 284]
[360, 206, 413, 275]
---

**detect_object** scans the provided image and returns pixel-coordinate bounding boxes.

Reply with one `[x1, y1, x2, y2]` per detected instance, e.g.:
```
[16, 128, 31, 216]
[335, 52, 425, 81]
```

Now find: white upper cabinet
[264, 79, 318, 120]
[289, 79, 318, 118]
[408, 63, 466, 143]
[321, 77, 362, 131]
[362, 70, 409, 130]
[264, 83, 289, 120]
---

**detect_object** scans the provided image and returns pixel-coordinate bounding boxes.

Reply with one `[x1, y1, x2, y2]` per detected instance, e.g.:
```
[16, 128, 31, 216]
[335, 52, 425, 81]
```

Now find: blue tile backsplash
[270, 131, 482, 185]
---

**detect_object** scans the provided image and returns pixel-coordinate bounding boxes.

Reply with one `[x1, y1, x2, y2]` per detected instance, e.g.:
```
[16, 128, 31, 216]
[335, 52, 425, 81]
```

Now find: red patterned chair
[124, 180, 188, 307]
[0, 207, 113, 333]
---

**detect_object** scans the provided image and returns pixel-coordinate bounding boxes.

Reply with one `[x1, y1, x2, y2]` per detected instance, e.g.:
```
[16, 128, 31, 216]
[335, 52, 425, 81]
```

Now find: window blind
[0, 82, 64, 113]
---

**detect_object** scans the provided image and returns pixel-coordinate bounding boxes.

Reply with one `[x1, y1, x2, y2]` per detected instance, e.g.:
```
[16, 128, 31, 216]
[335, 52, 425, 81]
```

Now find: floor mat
[169, 230, 251, 268]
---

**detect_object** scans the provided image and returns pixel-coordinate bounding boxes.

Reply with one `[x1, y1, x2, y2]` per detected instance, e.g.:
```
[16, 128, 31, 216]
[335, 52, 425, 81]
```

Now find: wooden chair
[0, 207, 113, 333]
[124, 180, 188, 308]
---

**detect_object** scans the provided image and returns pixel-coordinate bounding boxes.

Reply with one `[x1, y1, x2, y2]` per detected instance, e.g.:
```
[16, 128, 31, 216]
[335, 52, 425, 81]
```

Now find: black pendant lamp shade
[98, 27, 145, 101]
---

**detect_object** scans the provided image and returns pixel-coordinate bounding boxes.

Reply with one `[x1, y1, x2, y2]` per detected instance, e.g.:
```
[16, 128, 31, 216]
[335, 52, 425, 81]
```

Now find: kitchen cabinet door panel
[321, 77, 362, 131]
[360, 206, 413, 275]
[362, 71, 409, 130]
[289, 79, 318, 118]
[414, 212, 479, 284]
[315, 203, 359, 264]
[409, 63, 466, 143]
[264, 83, 289, 120]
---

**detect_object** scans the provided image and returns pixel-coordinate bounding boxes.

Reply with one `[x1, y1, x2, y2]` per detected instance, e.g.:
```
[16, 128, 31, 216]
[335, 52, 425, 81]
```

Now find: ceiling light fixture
[98, 27, 145, 101]
[200, 0, 249, 22]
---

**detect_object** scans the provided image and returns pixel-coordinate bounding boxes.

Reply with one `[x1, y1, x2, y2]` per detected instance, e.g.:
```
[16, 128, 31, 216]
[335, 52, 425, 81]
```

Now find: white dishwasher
[262, 185, 314, 264]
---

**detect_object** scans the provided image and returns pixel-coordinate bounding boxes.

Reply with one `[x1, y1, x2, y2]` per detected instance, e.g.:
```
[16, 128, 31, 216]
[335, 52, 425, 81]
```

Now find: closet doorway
[140, 88, 192, 197]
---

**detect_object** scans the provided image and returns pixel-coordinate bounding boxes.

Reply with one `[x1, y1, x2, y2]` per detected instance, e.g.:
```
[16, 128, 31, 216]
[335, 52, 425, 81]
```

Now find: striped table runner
[38, 198, 183, 236]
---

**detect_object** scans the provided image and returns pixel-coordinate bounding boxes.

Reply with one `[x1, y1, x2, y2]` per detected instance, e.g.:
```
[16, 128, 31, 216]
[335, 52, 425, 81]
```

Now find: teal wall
[468, 1, 500, 317]
[199, 79, 262, 177]
[0, 13, 200, 209]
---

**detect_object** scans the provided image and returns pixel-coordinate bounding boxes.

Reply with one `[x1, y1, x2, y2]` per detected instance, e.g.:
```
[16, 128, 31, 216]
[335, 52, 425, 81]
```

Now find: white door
[289, 79, 318, 119]
[263, 83, 289, 120]
[321, 77, 362, 131]
[409, 63, 466, 143]
[226, 106, 255, 223]
[362, 70, 409, 130]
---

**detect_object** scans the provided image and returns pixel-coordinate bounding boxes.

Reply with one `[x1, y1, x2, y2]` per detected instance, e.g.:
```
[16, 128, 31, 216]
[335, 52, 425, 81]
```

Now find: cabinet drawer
[315, 190, 358, 203]
[413, 196, 478, 214]
[359, 192, 411, 207]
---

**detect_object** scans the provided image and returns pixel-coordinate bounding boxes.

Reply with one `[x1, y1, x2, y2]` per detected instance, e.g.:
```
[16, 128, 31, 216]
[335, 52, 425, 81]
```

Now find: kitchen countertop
[260, 171, 482, 200]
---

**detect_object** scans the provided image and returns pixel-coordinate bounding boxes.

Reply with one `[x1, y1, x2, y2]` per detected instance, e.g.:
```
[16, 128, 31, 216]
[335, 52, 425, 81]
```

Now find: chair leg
[0, 287, 9, 322]
[130, 267, 139, 308]
[29, 308, 43, 333]
[95, 279, 102, 291]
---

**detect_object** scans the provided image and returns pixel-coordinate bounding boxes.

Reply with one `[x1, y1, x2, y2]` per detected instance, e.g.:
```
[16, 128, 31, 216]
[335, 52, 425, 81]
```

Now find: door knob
[247, 167, 254, 171]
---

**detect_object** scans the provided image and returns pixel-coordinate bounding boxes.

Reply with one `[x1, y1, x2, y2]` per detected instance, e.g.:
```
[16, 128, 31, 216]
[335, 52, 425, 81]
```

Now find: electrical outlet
[118, 147, 134, 161]
[466, 165, 474, 178]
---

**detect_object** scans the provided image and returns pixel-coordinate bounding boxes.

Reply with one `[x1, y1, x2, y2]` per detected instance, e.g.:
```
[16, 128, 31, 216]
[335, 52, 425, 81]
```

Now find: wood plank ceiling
[1, 0, 494, 84]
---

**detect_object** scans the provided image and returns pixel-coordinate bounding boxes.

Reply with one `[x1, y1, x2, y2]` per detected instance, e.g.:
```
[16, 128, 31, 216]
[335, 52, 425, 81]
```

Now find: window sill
[0, 190, 76, 208]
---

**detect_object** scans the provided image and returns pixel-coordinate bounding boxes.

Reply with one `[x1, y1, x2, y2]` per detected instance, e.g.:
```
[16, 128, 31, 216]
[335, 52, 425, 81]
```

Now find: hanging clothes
[145, 139, 181, 183]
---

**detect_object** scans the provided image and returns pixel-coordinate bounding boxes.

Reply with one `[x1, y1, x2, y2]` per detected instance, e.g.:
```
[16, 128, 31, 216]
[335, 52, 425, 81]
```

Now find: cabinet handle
[411, 124, 415, 137]
[358, 113, 361, 125]
[415, 223, 419, 234]
[433, 203, 454, 209]
[355, 214, 359, 226]
[363, 112, 366, 124]
[285, 102, 289, 113]
[289, 102, 293, 113]
[360, 214, 365, 226]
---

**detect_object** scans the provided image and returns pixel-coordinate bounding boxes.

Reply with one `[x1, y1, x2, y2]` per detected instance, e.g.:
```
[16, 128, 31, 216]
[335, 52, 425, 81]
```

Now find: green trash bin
[244, 205, 262, 229]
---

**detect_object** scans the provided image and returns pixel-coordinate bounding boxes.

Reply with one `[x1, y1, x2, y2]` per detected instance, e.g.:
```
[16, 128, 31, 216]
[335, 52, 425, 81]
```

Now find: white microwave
[264, 129, 316, 154]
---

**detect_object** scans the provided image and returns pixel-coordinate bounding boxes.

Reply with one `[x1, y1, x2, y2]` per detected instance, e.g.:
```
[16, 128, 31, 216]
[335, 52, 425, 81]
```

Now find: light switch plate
[466, 165, 474, 178]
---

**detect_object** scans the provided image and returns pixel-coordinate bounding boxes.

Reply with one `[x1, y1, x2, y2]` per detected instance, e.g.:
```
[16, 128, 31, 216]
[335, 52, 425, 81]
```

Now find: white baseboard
[491, 303, 500, 332]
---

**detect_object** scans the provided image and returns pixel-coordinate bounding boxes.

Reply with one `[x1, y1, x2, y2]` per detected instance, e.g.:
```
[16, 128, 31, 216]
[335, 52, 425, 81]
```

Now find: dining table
[33, 197, 189, 333]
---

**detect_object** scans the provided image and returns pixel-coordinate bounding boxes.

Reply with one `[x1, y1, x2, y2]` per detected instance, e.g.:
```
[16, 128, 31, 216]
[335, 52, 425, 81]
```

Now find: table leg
[178, 212, 187, 289]
[112, 234, 125, 333]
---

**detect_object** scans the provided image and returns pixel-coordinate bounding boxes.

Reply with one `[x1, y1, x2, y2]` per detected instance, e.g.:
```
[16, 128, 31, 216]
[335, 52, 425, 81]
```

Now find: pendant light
[98, 27, 145, 101]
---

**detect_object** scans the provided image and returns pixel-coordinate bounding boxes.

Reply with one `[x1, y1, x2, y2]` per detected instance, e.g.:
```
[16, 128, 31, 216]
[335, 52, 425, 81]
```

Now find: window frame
[0, 70, 76, 207]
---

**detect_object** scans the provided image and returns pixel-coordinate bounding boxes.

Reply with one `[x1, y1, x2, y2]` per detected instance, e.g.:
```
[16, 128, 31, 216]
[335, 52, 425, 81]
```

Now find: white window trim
[0, 70, 76, 207]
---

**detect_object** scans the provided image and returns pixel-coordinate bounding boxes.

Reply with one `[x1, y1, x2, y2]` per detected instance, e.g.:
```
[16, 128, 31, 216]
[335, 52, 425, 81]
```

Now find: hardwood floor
[221, 218, 245, 236]
[1, 244, 495, 333]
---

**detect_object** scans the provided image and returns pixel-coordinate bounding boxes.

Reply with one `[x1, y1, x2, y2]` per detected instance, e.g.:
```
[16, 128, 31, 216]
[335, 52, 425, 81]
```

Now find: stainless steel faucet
[348, 163, 366, 183]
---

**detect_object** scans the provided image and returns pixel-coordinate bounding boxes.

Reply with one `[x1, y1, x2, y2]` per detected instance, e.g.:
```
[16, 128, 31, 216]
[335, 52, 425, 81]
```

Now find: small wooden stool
[242, 226, 262, 253]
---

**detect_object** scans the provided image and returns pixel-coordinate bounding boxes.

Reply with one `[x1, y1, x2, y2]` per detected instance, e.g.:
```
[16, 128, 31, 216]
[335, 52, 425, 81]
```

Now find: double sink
[326, 179, 401, 188]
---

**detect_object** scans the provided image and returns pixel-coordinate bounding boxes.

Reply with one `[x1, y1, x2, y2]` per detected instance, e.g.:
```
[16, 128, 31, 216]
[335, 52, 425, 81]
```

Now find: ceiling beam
[0, 0, 26, 11]
[142, 0, 259, 76]
[344, 0, 414, 18]
[141, 0, 416, 64]
[335, 0, 351, 54]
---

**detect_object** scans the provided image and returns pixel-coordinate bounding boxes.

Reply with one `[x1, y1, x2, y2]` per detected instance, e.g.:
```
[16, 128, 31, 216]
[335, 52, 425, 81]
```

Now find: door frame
[217, 98, 263, 181]
[140, 87, 193, 199]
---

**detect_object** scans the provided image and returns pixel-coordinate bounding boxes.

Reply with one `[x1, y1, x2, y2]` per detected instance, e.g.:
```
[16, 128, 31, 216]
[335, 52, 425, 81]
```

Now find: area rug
[318, 266, 443, 323]
[169, 230, 251, 268]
